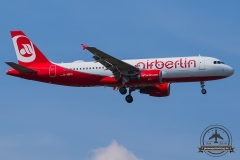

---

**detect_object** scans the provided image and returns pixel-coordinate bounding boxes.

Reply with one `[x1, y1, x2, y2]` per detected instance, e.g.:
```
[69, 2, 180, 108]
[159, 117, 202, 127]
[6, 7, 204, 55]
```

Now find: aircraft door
[49, 65, 56, 77]
[198, 57, 205, 70]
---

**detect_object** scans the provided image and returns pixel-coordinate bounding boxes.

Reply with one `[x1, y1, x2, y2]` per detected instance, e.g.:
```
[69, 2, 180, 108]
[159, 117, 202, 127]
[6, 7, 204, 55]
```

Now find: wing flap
[5, 62, 37, 73]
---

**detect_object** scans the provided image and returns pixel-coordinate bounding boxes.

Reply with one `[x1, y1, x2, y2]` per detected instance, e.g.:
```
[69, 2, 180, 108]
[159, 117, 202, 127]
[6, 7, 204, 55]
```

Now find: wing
[209, 134, 215, 140]
[216, 134, 223, 140]
[81, 44, 139, 80]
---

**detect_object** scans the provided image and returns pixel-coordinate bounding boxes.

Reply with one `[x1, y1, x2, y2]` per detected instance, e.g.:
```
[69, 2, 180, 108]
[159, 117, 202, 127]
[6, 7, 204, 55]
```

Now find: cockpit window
[213, 61, 225, 64]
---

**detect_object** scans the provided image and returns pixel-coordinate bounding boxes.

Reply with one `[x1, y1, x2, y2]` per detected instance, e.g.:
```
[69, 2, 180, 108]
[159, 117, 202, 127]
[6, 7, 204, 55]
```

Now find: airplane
[6, 31, 234, 103]
[209, 129, 224, 143]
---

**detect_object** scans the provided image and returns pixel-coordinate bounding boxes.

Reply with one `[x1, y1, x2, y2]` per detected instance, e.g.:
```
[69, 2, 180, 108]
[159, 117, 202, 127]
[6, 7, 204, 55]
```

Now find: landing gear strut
[125, 87, 135, 103]
[200, 81, 207, 94]
[119, 77, 129, 95]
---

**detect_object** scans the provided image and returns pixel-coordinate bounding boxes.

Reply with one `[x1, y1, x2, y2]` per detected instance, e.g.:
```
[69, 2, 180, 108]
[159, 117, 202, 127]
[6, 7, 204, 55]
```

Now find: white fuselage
[57, 56, 234, 82]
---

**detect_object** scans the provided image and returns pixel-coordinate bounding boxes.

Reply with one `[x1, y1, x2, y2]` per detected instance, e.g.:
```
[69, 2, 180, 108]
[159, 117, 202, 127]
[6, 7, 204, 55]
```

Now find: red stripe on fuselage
[6, 64, 105, 87]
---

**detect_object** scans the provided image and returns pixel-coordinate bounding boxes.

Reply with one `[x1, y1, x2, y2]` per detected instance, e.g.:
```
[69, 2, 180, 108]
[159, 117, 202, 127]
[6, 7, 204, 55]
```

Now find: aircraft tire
[119, 86, 127, 95]
[125, 95, 133, 103]
[201, 89, 207, 94]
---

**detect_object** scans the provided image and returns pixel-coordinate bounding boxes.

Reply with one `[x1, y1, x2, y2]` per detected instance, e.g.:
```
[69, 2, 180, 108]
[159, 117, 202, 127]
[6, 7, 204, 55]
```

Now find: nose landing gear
[200, 81, 207, 94]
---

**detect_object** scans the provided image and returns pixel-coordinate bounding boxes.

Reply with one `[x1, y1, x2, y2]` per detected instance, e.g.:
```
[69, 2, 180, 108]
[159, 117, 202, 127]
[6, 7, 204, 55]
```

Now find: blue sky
[1, 1, 239, 159]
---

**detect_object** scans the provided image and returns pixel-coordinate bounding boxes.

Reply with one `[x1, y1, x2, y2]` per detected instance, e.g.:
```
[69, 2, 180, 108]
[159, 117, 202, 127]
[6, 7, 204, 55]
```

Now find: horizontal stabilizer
[5, 62, 37, 73]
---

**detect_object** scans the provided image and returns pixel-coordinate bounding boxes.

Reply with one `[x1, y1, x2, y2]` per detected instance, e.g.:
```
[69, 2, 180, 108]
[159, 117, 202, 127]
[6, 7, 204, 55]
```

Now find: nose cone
[225, 66, 234, 77]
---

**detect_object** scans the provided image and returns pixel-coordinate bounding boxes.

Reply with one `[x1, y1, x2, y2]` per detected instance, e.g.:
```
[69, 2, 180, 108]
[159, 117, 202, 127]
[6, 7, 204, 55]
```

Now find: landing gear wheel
[119, 86, 127, 95]
[200, 81, 207, 95]
[125, 95, 133, 103]
[201, 89, 207, 94]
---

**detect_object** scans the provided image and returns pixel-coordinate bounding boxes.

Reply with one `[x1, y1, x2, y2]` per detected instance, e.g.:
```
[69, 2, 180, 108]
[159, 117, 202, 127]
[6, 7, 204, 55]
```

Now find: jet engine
[130, 70, 162, 84]
[140, 83, 170, 97]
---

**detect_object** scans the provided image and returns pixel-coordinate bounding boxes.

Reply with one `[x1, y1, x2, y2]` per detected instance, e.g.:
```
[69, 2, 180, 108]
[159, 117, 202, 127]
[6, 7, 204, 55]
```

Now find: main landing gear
[200, 81, 207, 94]
[119, 86, 127, 95]
[125, 95, 133, 103]
[119, 86, 134, 103]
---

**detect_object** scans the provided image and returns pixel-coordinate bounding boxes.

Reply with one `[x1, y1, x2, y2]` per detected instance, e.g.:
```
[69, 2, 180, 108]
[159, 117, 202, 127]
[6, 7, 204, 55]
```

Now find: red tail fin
[10, 31, 51, 67]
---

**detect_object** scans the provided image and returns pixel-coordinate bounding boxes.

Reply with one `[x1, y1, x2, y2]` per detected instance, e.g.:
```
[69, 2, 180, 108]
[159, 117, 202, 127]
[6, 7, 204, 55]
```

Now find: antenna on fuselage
[198, 54, 201, 57]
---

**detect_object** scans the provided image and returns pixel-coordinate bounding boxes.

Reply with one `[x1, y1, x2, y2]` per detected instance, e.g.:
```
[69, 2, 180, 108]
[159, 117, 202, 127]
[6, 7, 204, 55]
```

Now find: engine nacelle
[131, 70, 162, 84]
[140, 83, 170, 97]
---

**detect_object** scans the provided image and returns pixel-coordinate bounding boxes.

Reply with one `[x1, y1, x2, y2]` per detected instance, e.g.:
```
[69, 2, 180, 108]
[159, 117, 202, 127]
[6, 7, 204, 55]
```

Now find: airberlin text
[136, 58, 196, 69]
[141, 74, 158, 77]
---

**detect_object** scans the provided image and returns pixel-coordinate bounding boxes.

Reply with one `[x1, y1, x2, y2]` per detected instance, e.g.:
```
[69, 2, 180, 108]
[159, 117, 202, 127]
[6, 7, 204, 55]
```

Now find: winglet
[81, 44, 88, 50]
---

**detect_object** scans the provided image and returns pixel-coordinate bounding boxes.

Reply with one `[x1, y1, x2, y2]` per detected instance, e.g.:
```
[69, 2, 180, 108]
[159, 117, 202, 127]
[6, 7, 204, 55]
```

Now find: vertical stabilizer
[10, 31, 51, 66]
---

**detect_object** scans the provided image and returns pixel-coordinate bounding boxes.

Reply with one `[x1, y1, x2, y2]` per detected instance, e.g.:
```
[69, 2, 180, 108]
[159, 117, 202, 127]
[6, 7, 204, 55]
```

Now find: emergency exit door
[49, 65, 56, 77]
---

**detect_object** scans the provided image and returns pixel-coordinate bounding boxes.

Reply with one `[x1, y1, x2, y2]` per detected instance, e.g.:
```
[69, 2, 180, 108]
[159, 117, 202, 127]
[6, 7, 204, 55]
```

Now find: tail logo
[12, 35, 36, 63]
[20, 44, 34, 57]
